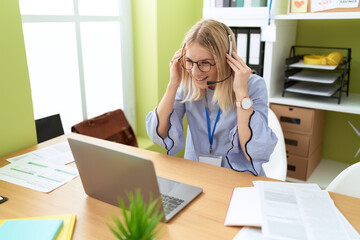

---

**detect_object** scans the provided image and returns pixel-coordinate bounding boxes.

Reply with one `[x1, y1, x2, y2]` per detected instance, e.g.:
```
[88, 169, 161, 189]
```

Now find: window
[19, 0, 135, 133]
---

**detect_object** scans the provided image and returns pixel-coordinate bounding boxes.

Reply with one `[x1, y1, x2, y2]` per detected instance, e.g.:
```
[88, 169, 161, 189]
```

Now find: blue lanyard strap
[205, 90, 221, 154]
[268, 0, 273, 25]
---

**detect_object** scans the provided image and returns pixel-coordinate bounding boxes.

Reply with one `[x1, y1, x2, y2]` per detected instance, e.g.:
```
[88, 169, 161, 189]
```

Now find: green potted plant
[106, 189, 164, 240]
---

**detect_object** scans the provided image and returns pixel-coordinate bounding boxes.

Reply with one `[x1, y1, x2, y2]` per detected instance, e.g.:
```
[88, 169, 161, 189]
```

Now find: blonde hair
[179, 19, 237, 114]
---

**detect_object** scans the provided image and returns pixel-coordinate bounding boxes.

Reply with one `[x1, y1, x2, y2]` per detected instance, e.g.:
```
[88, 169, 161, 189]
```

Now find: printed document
[0, 159, 78, 192]
[7, 142, 74, 165]
[253, 181, 353, 240]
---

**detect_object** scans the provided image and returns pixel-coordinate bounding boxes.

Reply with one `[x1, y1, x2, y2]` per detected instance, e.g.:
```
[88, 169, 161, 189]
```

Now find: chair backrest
[35, 114, 64, 143]
[262, 108, 287, 181]
[326, 162, 360, 198]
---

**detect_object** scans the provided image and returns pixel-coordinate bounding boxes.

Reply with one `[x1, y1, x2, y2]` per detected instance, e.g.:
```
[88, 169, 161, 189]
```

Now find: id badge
[199, 154, 222, 167]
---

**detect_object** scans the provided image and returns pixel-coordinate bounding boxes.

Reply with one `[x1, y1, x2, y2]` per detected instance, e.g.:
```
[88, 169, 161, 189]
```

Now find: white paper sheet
[337, 0, 359, 8]
[285, 82, 340, 97]
[311, 0, 337, 12]
[233, 227, 264, 240]
[7, 142, 74, 165]
[288, 71, 341, 84]
[253, 181, 353, 240]
[296, 189, 353, 240]
[224, 187, 262, 227]
[0, 159, 78, 192]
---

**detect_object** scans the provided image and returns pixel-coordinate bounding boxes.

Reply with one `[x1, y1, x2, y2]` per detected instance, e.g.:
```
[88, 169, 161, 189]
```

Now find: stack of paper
[0, 142, 78, 192]
[285, 82, 340, 97]
[288, 71, 341, 84]
[0, 214, 76, 240]
[225, 181, 360, 240]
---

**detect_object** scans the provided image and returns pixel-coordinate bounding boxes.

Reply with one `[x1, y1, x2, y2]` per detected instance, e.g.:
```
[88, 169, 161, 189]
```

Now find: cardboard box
[286, 144, 323, 181]
[270, 104, 326, 135]
[284, 131, 322, 157]
[288, 0, 360, 14]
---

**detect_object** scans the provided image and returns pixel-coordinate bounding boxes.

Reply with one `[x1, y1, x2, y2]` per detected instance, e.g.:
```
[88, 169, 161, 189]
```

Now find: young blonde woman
[146, 19, 277, 176]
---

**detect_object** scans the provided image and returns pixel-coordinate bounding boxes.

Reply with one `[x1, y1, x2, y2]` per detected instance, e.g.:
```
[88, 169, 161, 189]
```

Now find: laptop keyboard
[161, 194, 185, 216]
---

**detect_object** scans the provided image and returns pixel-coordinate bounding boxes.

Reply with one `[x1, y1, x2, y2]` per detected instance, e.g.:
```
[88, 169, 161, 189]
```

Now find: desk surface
[1, 133, 360, 239]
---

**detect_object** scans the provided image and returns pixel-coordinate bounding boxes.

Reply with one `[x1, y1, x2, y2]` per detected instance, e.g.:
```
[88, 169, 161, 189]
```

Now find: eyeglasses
[178, 56, 216, 73]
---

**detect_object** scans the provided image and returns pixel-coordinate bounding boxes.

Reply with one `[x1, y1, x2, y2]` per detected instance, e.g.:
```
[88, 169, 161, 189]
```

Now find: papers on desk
[0, 142, 78, 192]
[225, 181, 360, 240]
[7, 142, 74, 165]
[224, 187, 262, 227]
[0, 159, 78, 192]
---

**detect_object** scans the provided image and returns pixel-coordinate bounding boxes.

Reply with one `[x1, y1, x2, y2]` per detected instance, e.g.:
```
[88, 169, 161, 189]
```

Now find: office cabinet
[270, 104, 326, 179]
[270, 103, 325, 180]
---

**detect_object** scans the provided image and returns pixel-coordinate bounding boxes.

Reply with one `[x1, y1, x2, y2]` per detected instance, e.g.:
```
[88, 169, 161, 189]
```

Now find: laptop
[67, 136, 203, 222]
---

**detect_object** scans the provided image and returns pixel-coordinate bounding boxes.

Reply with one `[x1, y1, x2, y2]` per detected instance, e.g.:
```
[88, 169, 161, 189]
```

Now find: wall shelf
[203, 7, 270, 27]
[275, 12, 360, 20]
[270, 93, 360, 115]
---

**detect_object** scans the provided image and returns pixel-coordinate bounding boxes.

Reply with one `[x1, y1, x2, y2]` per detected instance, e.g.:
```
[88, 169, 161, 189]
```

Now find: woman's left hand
[226, 51, 251, 98]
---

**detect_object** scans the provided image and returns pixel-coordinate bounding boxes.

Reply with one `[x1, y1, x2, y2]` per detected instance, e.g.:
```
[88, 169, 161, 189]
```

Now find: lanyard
[205, 90, 221, 154]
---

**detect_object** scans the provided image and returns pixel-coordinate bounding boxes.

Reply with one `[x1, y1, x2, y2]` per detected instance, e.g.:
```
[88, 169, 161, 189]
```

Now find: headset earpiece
[224, 27, 232, 56]
[207, 25, 233, 85]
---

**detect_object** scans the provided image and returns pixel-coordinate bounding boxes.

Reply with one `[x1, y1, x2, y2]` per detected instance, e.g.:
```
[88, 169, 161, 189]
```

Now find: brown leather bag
[71, 109, 138, 147]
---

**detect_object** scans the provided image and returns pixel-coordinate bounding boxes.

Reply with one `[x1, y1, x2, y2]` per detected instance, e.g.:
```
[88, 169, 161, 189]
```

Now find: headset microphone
[207, 26, 233, 86]
[207, 72, 232, 85]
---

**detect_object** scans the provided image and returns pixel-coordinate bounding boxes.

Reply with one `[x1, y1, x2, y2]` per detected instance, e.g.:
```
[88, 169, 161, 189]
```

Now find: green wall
[0, 0, 37, 157]
[296, 20, 360, 164]
[132, 0, 202, 154]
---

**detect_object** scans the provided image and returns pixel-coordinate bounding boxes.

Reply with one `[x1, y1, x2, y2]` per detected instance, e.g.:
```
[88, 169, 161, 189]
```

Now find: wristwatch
[236, 97, 253, 110]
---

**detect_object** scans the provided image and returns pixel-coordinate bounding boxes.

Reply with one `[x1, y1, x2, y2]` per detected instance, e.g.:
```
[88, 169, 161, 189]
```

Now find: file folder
[0, 219, 63, 240]
[0, 214, 76, 240]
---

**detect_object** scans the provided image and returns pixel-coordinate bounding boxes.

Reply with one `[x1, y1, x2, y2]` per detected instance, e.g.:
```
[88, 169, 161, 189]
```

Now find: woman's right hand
[169, 49, 183, 87]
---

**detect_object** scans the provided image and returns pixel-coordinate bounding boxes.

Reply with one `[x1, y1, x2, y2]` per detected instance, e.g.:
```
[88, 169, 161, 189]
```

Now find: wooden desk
[1, 133, 360, 239]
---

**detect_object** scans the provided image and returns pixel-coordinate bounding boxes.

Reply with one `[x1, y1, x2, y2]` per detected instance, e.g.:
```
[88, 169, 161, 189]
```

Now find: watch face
[241, 98, 252, 109]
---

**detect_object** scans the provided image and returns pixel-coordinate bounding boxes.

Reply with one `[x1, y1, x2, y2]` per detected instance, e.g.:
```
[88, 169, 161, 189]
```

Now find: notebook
[68, 136, 203, 222]
[0, 214, 76, 240]
[0, 218, 63, 240]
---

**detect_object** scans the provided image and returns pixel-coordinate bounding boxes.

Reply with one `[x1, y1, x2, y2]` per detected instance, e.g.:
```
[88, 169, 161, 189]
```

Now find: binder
[0, 214, 76, 240]
[248, 28, 265, 76]
[0, 219, 63, 240]
[236, 28, 249, 63]
[215, 0, 223, 7]
[231, 27, 265, 76]
[223, 0, 231, 7]
[230, 0, 237, 7]
[237, 0, 244, 7]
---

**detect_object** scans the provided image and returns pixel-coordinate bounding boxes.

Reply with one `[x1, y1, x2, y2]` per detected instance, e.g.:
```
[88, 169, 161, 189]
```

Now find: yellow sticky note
[290, 0, 308, 13]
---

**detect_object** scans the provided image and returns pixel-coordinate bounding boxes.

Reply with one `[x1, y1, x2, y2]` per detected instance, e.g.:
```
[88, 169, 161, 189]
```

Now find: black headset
[207, 25, 233, 85]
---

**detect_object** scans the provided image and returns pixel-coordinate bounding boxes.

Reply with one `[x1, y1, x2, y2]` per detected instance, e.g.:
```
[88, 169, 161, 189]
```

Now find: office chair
[326, 162, 360, 198]
[262, 108, 287, 181]
[35, 114, 64, 143]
